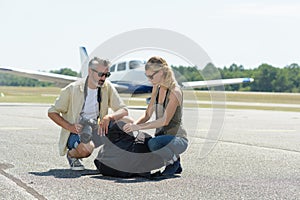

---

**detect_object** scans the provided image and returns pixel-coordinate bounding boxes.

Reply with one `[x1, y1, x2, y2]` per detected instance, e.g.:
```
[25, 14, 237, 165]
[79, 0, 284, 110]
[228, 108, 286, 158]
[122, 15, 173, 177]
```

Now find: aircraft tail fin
[79, 46, 89, 78]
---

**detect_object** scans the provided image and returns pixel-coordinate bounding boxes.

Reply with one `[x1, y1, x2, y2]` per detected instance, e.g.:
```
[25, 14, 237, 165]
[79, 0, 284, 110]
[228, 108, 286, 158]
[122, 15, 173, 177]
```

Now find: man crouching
[48, 57, 129, 170]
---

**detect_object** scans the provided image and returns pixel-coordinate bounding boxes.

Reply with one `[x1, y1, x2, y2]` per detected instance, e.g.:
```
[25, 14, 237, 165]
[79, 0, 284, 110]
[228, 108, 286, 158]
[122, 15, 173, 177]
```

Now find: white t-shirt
[82, 87, 99, 120]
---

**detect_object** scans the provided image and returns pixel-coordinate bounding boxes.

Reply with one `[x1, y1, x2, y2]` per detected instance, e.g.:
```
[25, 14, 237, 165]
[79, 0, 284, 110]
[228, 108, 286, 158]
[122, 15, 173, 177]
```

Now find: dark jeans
[67, 121, 115, 149]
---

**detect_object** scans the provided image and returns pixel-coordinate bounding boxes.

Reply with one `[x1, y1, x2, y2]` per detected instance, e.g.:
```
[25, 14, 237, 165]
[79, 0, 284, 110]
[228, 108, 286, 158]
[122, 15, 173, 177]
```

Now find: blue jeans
[67, 133, 80, 150]
[147, 135, 188, 162]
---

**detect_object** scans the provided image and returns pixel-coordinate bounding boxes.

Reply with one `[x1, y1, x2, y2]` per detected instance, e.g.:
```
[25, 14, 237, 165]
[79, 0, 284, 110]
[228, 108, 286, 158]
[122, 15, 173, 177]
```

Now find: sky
[0, 0, 300, 72]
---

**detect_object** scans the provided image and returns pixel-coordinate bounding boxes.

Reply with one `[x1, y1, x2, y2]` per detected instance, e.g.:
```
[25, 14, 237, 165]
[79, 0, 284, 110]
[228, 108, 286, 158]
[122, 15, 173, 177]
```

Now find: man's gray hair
[88, 57, 111, 69]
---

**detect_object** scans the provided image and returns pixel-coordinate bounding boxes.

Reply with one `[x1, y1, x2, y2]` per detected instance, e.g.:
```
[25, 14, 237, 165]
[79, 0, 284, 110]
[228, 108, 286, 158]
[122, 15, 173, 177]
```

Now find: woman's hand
[123, 123, 140, 133]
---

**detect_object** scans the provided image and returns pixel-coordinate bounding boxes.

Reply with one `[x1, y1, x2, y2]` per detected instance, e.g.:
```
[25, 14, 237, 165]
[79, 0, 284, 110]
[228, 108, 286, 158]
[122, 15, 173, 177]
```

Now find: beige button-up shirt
[48, 77, 127, 156]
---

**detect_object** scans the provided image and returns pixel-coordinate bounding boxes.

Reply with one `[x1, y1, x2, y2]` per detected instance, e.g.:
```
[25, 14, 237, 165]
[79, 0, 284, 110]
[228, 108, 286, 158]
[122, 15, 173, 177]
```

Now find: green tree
[285, 63, 300, 92]
[50, 68, 78, 77]
[251, 64, 278, 92]
[202, 63, 221, 80]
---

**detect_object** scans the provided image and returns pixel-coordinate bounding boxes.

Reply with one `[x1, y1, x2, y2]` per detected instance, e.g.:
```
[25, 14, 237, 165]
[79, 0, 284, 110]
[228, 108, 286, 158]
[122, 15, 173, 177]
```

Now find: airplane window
[110, 64, 115, 72]
[117, 62, 126, 71]
[129, 60, 144, 69]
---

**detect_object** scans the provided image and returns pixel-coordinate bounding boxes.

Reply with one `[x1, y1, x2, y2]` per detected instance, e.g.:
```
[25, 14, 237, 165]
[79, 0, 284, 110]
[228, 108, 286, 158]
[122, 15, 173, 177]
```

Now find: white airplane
[0, 47, 254, 93]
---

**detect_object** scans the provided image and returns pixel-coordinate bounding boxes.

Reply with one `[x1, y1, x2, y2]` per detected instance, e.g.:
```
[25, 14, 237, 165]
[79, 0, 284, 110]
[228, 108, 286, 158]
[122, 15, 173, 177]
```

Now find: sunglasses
[145, 70, 159, 80]
[91, 69, 111, 78]
[148, 57, 164, 64]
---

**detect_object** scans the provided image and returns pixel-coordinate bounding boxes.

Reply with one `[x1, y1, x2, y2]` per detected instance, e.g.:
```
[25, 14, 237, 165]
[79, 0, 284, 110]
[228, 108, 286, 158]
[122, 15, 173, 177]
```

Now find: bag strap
[155, 85, 169, 119]
[80, 77, 102, 119]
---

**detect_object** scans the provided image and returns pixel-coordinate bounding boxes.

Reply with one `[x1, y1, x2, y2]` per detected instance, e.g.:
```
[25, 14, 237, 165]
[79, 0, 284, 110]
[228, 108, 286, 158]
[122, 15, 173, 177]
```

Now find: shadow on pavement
[29, 169, 99, 179]
[90, 173, 181, 183]
[29, 168, 181, 182]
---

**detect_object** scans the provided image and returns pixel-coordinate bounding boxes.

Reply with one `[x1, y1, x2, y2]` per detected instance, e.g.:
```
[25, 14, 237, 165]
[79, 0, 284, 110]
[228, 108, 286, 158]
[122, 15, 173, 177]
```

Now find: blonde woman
[123, 56, 188, 176]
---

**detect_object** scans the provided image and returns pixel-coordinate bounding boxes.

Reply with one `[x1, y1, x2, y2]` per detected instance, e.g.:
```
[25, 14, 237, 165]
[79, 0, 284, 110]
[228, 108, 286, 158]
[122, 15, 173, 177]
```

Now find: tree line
[172, 63, 300, 93]
[0, 63, 299, 93]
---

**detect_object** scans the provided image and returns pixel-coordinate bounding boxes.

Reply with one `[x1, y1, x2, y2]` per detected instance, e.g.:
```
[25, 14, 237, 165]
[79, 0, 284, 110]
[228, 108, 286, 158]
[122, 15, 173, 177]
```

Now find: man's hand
[68, 123, 83, 134]
[98, 115, 112, 136]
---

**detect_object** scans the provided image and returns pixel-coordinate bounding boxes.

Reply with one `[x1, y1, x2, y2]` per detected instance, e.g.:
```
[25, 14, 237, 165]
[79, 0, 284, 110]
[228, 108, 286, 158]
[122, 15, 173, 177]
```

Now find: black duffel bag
[94, 121, 164, 178]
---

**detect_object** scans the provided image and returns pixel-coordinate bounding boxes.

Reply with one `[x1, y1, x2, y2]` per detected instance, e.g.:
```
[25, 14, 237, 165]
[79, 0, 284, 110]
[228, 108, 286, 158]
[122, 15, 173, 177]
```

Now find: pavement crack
[0, 163, 47, 200]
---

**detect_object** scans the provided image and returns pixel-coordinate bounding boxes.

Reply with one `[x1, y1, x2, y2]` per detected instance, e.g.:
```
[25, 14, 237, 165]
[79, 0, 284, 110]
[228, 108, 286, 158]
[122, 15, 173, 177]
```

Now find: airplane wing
[182, 78, 254, 89]
[0, 46, 254, 92]
[0, 66, 131, 91]
[0, 66, 78, 87]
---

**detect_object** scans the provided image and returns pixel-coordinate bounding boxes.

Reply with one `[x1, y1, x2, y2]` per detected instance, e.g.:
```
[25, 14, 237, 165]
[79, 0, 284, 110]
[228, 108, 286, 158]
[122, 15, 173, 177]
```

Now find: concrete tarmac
[0, 103, 299, 200]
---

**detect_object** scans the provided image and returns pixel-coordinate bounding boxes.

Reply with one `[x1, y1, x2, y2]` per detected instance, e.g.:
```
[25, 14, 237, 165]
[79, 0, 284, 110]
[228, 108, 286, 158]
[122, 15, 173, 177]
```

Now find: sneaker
[175, 157, 182, 174]
[67, 153, 85, 171]
[162, 160, 180, 176]
[175, 164, 182, 174]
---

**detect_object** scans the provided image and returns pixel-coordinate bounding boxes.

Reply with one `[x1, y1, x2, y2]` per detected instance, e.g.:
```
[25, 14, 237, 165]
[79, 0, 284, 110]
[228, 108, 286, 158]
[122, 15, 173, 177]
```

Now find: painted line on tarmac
[243, 129, 297, 133]
[188, 133, 300, 154]
[187, 128, 297, 133]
